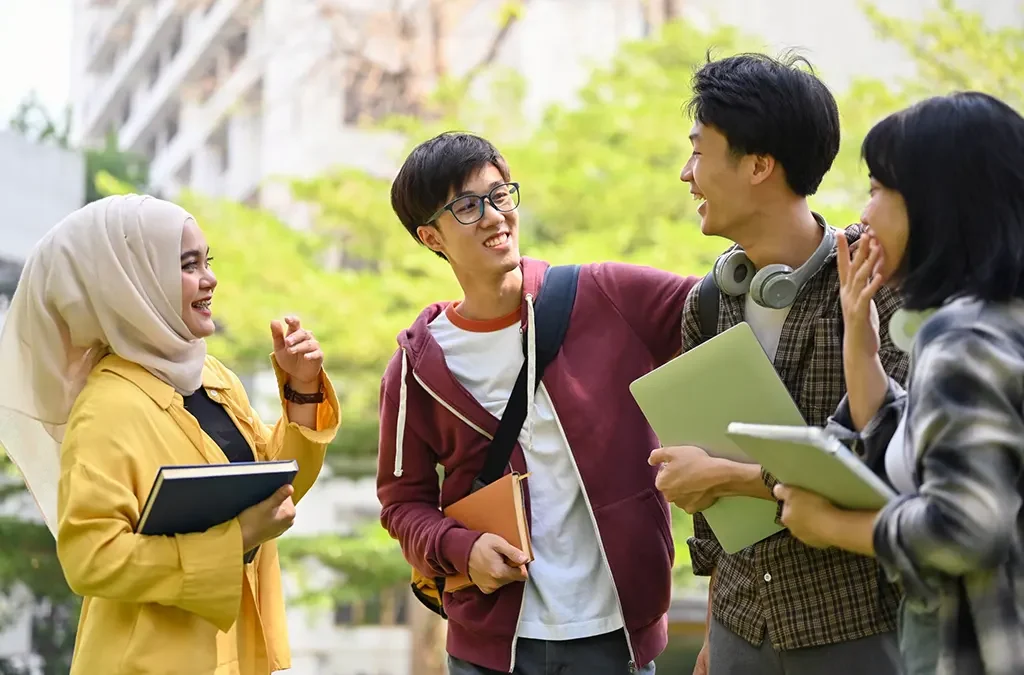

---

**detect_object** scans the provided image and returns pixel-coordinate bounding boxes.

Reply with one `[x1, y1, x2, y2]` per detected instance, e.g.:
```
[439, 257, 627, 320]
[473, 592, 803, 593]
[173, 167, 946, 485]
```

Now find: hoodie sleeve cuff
[441, 527, 483, 577]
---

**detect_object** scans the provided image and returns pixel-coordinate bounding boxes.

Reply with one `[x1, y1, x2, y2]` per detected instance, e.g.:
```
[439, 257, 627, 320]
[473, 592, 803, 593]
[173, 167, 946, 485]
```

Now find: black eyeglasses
[427, 182, 521, 226]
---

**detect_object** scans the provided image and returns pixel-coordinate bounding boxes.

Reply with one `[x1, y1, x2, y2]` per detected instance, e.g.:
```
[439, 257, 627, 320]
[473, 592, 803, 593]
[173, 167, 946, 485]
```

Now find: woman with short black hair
[773, 91, 1024, 675]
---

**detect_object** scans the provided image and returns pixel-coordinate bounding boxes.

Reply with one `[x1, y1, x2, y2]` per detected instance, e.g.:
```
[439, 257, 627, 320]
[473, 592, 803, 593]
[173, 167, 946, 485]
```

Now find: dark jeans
[447, 630, 654, 675]
[898, 599, 940, 675]
[708, 618, 903, 675]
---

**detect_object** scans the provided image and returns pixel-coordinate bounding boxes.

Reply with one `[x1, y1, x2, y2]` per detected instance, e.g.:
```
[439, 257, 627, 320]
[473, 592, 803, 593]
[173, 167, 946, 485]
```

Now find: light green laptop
[630, 322, 806, 553]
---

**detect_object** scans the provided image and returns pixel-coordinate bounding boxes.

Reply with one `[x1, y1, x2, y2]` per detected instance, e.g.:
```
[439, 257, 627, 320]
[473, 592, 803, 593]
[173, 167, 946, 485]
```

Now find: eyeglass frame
[425, 182, 521, 226]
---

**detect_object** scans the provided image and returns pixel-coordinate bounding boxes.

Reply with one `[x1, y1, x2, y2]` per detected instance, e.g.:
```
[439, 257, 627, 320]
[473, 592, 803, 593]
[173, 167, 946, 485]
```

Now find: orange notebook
[442, 472, 533, 593]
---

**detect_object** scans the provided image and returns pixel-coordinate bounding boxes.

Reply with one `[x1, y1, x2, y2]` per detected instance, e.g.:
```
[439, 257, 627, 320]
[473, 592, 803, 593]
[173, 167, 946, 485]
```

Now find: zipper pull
[628, 662, 637, 674]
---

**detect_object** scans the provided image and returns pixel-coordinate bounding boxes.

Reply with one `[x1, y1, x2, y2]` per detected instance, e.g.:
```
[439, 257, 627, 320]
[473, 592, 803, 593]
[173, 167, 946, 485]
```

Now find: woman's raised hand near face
[837, 230, 886, 360]
[271, 316, 324, 387]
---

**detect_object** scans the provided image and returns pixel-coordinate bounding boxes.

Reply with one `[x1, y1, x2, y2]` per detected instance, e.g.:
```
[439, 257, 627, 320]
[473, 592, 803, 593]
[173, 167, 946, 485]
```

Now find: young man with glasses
[376, 131, 697, 674]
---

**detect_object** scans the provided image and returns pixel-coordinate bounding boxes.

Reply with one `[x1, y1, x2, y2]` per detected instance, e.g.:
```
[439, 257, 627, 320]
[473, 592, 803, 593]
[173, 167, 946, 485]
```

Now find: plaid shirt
[685, 224, 909, 650]
[832, 297, 1024, 675]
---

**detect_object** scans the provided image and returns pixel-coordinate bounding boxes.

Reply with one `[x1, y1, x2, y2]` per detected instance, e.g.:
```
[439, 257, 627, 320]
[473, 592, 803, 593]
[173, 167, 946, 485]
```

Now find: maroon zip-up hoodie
[377, 257, 698, 672]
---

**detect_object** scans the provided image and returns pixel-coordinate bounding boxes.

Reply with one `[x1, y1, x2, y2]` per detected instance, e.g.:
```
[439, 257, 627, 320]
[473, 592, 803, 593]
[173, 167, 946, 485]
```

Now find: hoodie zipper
[411, 371, 492, 440]
[546, 387, 638, 671]
[409, 369, 526, 673]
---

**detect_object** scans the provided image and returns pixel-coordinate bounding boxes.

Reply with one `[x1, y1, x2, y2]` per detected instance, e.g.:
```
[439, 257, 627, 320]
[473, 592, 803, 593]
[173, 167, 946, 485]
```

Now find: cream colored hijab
[0, 194, 207, 536]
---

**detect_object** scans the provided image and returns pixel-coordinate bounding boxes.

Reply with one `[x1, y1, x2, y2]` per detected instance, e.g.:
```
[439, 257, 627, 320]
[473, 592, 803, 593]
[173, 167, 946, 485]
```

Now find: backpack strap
[696, 271, 720, 344]
[473, 264, 581, 490]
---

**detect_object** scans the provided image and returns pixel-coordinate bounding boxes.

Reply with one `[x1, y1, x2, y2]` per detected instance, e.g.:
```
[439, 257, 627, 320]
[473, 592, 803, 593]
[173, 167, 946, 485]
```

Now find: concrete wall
[0, 131, 85, 262]
[0, 132, 83, 671]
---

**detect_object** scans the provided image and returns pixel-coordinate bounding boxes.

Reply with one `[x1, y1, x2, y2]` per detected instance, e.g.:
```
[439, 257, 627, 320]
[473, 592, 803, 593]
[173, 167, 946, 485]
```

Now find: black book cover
[136, 460, 299, 563]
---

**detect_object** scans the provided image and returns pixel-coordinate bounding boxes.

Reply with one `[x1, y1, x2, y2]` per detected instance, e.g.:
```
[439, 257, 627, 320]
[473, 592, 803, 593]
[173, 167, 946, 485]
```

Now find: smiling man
[376, 132, 698, 674]
[649, 54, 909, 674]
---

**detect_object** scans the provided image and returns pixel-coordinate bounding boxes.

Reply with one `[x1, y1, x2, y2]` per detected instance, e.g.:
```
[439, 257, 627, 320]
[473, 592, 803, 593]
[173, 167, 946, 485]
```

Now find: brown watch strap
[283, 382, 325, 404]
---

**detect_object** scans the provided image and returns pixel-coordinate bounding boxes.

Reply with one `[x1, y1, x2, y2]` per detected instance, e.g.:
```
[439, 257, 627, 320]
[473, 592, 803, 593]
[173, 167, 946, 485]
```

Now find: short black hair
[862, 91, 1024, 310]
[686, 52, 840, 196]
[390, 132, 511, 259]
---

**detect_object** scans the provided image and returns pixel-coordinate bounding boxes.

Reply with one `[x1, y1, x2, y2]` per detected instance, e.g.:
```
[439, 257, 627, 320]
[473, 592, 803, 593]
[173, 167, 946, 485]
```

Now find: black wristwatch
[283, 381, 325, 404]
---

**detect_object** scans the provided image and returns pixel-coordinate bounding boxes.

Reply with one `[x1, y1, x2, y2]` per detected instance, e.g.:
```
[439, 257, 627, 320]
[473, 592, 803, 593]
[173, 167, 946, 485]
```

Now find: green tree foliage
[1, 0, 1020, 648]
[279, 522, 413, 606]
[823, 0, 1024, 219]
[84, 133, 149, 204]
[7, 93, 72, 148]
[0, 454, 80, 674]
[275, 0, 1024, 605]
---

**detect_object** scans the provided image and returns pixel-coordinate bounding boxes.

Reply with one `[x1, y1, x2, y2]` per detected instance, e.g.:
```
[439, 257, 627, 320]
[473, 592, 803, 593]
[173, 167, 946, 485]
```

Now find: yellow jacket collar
[97, 354, 230, 408]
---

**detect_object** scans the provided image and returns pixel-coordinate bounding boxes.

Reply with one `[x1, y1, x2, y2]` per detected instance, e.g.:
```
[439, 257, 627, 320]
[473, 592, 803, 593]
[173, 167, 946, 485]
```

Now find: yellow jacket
[56, 353, 339, 675]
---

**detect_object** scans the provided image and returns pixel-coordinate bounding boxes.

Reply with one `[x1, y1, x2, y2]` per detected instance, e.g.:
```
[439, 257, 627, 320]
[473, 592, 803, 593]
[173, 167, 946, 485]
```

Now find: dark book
[136, 460, 299, 563]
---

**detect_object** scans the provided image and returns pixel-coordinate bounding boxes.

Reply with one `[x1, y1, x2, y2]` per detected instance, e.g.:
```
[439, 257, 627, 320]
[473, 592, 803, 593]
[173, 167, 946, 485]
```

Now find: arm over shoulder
[590, 262, 699, 364]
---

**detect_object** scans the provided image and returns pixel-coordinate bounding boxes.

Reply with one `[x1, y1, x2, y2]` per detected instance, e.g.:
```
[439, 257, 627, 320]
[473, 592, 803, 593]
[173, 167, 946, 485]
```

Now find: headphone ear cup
[750, 264, 798, 309]
[714, 250, 756, 297]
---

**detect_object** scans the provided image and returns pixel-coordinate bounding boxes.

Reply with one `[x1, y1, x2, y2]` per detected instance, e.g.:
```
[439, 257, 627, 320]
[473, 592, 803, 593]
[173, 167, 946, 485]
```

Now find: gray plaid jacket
[832, 296, 1024, 675]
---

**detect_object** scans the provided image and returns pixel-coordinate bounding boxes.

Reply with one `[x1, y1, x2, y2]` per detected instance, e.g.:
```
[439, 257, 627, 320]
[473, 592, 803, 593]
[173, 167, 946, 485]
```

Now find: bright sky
[0, 0, 73, 126]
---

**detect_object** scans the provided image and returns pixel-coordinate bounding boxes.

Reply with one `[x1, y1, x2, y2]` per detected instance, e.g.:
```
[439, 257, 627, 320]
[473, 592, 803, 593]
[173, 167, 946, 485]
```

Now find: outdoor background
[0, 0, 1021, 673]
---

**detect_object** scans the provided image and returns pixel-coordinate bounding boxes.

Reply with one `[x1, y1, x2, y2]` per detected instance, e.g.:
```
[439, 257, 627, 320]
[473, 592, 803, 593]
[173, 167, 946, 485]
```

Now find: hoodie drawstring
[394, 348, 408, 477]
[525, 293, 537, 455]
[394, 295, 537, 478]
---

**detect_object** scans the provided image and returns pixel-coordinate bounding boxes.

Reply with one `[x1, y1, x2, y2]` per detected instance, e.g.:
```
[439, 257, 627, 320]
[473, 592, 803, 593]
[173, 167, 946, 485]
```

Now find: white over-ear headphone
[712, 220, 836, 310]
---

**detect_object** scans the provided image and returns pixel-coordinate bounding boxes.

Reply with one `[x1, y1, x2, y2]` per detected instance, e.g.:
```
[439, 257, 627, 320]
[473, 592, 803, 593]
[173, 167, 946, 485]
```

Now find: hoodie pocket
[443, 583, 524, 639]
[595, 488, 673, 630]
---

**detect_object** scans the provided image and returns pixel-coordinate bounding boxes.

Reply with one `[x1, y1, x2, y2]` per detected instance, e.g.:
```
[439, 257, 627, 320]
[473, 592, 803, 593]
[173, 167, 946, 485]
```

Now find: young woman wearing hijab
[770, 92, 1024, 675]
[0, 194, 340, 674]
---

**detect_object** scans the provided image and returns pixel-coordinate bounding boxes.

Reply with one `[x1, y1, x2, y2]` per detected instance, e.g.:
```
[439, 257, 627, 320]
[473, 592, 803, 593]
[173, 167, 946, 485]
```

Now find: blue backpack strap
[697, 271, 720, 344]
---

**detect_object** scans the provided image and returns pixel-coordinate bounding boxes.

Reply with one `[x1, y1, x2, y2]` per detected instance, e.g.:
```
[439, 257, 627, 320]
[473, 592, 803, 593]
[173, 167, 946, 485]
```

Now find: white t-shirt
[429, 303, 622, 641]
[743, 294, 792, 362]
[884, 309, 929, 496]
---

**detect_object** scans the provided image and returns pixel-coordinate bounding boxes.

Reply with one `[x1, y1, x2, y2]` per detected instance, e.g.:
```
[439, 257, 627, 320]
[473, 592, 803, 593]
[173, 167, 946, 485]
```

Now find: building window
[227, 30, 248, 69]
[176, 158, 193, 187]
[333, 602, 354, 625]
[342, 59, 410, 125]
[208, 124, 229, 174]
[147, 59, 160, 89]
[195, 60, 217, 104]
[166, 109, 179, 145]
[168, 23, 183, 59]
[333, 587, 410, 627]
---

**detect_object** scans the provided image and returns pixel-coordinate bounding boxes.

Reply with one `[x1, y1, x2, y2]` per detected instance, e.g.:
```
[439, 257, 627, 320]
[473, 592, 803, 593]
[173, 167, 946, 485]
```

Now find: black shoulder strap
[696, 271, 720, 344]
[474, 265, 580, 489]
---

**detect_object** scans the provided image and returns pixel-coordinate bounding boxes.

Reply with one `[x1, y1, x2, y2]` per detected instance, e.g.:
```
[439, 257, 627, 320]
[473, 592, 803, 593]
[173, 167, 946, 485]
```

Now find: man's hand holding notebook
[467, 533, 530, 594]
[442, 471, 534, 594]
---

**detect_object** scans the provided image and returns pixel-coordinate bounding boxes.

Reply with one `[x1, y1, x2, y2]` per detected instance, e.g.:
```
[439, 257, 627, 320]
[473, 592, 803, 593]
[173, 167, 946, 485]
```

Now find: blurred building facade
[0, 130, 85, 672]
[69, 0, 660, 219]
[0, 129, 85, 330]
[68, 0, 1016, 217]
